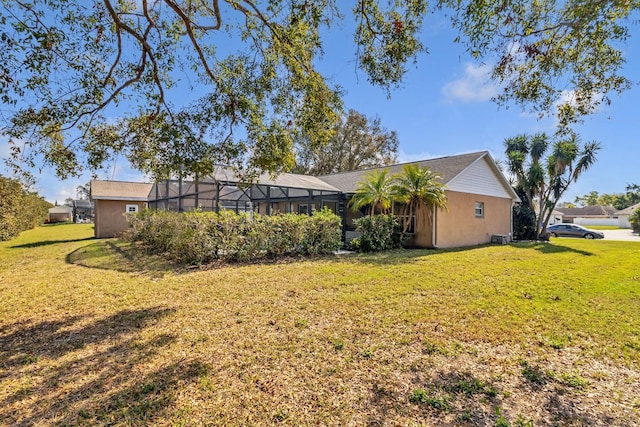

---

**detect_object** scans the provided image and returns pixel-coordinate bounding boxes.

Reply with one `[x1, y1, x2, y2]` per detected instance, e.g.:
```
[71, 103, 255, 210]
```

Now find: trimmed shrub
[124, 208, 342, 264]
[629, 207, 640, 233]
[350, 214, 404, 252]
[263, 213, 305, 257]
[301, 208, 343, 255]
[512, 187, 537, 240]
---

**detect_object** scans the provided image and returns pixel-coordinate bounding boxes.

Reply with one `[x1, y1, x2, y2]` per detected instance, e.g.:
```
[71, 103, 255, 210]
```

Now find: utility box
[491, 235, 508, 245]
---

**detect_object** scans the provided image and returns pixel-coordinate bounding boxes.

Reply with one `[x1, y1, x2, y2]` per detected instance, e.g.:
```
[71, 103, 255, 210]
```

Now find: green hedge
[0, 176, 51, 241]
[349, 214, 404, 252]
[630, 208, 640, 233]
[124, 208, 342, 264]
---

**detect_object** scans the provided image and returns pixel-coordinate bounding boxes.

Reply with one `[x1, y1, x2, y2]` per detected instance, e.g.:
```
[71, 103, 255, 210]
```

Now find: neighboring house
[319, 151, 520, 248]
[547, 210, 564, 225]
[555, 205, 618, 226]
[90, 180, 154, 238]
[616, 202, 640, 229]
[47, 205, 73, 223]
[535, 207, 564, 226]
[91, 151, 520, 248]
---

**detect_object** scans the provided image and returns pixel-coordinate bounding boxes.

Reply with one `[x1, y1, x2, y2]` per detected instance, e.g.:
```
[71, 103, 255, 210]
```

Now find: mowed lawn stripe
[1, 223, 639, 426]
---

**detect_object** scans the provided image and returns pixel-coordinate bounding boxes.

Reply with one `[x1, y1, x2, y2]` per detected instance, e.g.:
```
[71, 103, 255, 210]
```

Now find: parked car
[546, 224, 605, 239]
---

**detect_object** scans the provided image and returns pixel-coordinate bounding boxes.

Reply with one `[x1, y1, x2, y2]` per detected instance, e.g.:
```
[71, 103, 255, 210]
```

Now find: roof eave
[91, 196, 150, 202]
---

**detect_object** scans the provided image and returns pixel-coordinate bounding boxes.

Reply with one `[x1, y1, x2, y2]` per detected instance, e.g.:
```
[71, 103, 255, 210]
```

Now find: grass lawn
[583, 225, 622, 230]
[1, 223, 639, 426]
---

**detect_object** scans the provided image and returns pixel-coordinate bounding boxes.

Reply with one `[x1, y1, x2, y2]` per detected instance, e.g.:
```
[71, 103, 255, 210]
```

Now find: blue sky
[1, 9, 638, 205]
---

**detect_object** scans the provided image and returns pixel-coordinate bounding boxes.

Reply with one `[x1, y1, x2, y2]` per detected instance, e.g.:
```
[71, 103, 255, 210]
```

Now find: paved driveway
[603, 229, 640, 241]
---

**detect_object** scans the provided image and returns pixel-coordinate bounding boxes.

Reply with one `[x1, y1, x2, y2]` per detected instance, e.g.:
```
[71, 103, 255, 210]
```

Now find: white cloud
[554, 89, 604, 112]
[552, 89, 605, 127]
[442, 63, 499, 103]
[99, 159, 148, 183]
[0, 139, 11, 159]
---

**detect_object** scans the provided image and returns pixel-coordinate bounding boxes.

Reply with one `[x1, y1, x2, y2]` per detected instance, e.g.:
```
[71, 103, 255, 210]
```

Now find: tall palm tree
[505, 132, 600, 238]
[348, 169, 396, 216]
[393, 164, 448, 233]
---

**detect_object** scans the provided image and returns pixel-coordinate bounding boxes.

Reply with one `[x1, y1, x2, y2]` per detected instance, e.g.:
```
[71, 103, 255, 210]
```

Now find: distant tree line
[572, 184, 640, 210]
[0, 176, 51, 241]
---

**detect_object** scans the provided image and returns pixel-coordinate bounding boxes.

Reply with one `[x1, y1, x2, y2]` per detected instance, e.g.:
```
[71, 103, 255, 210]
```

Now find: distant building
[47, 205, 73, 223]
[555, 205, 618, 226]
[616, 203, 640, 229]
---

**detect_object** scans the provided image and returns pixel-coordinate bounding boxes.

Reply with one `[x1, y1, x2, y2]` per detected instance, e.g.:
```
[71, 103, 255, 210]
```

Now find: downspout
[510, 201, 516, 242]
[431, 206, 438, 248]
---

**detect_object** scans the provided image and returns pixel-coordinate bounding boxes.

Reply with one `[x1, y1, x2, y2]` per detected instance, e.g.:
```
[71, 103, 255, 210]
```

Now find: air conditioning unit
[491, 234, 508, 245]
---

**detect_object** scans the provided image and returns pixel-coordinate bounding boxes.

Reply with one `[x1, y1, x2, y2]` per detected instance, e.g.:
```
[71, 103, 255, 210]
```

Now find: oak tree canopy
[293, 109, 399, 175]
[0, 0, 635, 180]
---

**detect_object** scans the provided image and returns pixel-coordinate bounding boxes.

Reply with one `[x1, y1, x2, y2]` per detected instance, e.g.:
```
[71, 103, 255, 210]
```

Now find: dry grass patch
[1, 224, 639, 425]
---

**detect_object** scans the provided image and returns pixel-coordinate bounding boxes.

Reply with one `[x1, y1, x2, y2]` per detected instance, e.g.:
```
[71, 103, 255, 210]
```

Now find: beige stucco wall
[410, 203, 435, 248]
[431, 190, 512, 249]
[94, 200, 147, 238]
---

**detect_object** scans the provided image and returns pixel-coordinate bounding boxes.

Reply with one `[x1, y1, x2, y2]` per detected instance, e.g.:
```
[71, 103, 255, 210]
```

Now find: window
[474, 202, 484, 218]
[125, 204, 139, 213]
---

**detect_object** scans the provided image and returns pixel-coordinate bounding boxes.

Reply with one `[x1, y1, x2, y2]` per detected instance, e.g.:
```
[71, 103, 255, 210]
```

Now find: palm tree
[393, 164, 448, 233]
[348, 169, 396, 215]
[505, 132, 600, 238]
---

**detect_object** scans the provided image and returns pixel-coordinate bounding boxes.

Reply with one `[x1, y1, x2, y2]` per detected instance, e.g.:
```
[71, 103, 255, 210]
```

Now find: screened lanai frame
[147, 167, 350, 235]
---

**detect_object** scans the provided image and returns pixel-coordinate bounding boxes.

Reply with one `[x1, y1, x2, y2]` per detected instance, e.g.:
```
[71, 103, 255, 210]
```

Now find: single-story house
[319, 151, 519, 248]
[47, 205, 73, 223]
[90, 151, 520, 248]
[616, 203, 640, 229]
[534, 207, 564, 226]
[90, 180, 154, 238]
[555, 205, 618, 226]
[547, 210, 564, 225]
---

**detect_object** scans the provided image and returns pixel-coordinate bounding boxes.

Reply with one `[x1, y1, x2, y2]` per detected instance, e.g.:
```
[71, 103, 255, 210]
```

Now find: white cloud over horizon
[441, 63, 499, 103]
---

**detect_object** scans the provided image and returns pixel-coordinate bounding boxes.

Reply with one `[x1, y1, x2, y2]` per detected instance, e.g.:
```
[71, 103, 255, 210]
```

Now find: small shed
[48, 205, 73, 223]
[90, 180, 153, 238]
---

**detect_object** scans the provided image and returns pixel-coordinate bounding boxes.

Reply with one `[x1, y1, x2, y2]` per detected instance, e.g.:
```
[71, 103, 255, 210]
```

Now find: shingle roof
[616, 202, 640, 216]
[48, 206, 73, 214]
[90, 180, 153, 201]
[316, 151, 489, 193]
[555, 205, 618, 217]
